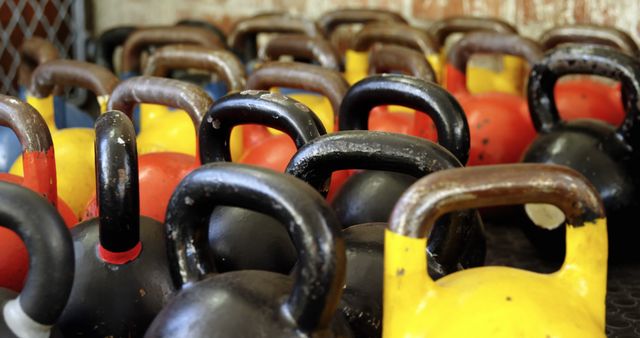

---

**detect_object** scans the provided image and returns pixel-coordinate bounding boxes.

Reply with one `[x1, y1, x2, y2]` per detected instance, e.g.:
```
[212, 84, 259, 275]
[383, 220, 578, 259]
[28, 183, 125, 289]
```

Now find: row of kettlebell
[0, 92, 609, 337]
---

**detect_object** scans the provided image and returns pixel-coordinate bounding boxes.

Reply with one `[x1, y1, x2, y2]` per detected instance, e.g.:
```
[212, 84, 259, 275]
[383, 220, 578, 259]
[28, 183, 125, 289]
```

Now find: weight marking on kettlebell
[396, 268, 405, 276]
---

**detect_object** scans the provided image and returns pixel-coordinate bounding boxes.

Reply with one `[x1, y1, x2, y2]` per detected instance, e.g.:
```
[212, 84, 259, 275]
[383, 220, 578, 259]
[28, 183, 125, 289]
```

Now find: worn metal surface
[368, 44, 436, 81]
[30, 59, 119, 98]
[448, 32, 542, 72]
[261, 34, 341, 71]
[18, 38, 60, 88]
[352, 22, 439, 55]
[539, 24, 640, 55]
[429, 16, 518, 46]
[317, 8, 406, 36]
[143, 45, 246, 92]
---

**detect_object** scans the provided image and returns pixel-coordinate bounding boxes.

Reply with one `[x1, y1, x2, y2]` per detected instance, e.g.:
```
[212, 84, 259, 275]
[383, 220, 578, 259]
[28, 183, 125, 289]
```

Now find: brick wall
[90, 0, 640, 42]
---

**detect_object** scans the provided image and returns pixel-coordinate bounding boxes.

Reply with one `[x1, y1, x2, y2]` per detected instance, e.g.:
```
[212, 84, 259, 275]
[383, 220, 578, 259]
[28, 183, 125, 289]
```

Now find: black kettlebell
[522, 45, 640, 261]
[145, 163, 352, 337]
[335, 74, 469, 227]
[0, 182, 74, 338]
[200, 91, 325, 273]
[285, 130, 485, 337]
[94, 26, 137, 73]
[57, 111, 173, 337]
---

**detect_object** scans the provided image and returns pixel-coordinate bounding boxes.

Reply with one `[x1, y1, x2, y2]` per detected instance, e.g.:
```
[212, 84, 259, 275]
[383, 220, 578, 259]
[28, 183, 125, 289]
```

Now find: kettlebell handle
[445, 32, 543, 94]
[247, 61, 348, 124]
[199, 90, 325, 163]
[286, 131, 461, 196]
[94, 111, 141, 259]
[0, 182, 74, 328]
[175, 19, 227, 48]
[164, 163, 345, 332]
[429, 16, 517, 46]
[18, 38, 59, 88]
[121, 26, 225, 74]
[351, 23, 439, 56]
[389, 163, 606, 294]
[143, 45, 247, 93]
[30, 60, 119, 112]
[539, 24, 640, 57]
[338, 74, 470, 165]
[108, 76, 213, 131]
[228, 14, 321, 59]
[94, 26, 137, 71]
[317, 8, 406, 36]
[0, 95, 58, 206]
[528, 45, 640, 147]
[368, 44, 437, 82]
[260, 34, 341, 71]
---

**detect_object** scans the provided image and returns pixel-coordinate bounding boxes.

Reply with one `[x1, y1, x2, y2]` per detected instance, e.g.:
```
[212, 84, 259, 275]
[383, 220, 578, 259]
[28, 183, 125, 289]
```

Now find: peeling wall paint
[90, 0, 640, 43]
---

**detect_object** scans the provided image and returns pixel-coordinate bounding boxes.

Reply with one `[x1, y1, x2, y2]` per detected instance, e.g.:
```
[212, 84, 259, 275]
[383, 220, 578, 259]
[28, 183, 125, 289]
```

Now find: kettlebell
[433, 32, 542, 165]
[539, 24, 639, 127]
[260, 34, 341, 70]
[83, 76, 213, 222]
[367, 44, 437, 137]
[0, 95, 76, 292]
[0, 181, 74, 338]
[228, 13, 321, 68]
[384, 164, 606, 337]
[175, 19, 227, 48]
[94, 25, 137, 72]
[345, 22, 440, 84]
[144, 163, 352, 337]
[11, 59, 119, 218]
[140, 45, 246, 158]
[429, 16, 521, 94]
[58, 111, 173, 337]
[336, 74, 469, 229]
[199, 91, 324, 273]
[522, 45, 640, 260]
[286, 130, 486, 337]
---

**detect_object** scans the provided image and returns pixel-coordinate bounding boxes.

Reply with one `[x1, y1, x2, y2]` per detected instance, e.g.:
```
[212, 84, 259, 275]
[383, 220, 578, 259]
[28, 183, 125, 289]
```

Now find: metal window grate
[0, 0, 86, 96]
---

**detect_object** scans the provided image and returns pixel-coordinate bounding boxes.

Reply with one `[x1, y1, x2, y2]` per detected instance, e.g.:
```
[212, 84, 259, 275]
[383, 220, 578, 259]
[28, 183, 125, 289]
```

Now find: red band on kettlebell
[444, 64, 468, 95]
[98, 242, 142, 264]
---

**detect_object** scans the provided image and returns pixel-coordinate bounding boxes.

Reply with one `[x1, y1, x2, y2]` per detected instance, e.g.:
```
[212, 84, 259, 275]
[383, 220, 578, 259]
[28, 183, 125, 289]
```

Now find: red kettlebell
[0, 95, 76, 292]
[83, 76, 213, 222]
[539, 24, 639, 126]
[241, 61, 347, 172]
[58, 111, 173, 337]
[0, 181, 74, 337]
[199, 91, 324, 274]
[431, 32, 542, 166]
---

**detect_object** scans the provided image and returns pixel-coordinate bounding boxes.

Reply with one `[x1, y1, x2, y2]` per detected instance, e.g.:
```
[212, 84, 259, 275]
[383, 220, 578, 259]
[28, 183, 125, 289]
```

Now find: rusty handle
[429, 16, 517, 46]
[447, 32, 543, 73]
[143, 45, 247, 93]
[121, 26, 225, 74]
[539, 24, 640, 57]
[228, 14, 321, 60]
[317, 8, 406, 36]
[19, 38, 59, 88]
[246, 61, 349, 120]
[261, 34, 341, 71]
[30, 59, 119, 99]
[390, 163, 604, 238]
[368, 44, 436, 82]
[351, 23, 439, 55]
[108, 76, 213, 128]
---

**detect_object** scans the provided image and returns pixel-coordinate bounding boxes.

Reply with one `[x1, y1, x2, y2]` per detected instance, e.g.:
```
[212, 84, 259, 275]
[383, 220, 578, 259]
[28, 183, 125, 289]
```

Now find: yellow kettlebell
[246, 61, 348, 139]
[258, 34, 343, 133]
[430, 16, 524, 95]
[11, 60, 118, 218]
[138, 44, 245, 160]
[119, 25, 225, 131]
[384, 163, 606, 337]
[345, 22, 441, 85]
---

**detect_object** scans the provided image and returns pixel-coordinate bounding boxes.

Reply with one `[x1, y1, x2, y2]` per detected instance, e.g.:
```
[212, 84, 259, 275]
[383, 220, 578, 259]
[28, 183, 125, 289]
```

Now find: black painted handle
[286, 131, 462, 196]
[94, 26, 137, 72]
[95, 111, 140, 253]
[539, 24, 640, 57]
[0, 181, 73, 325]
[164, 162, 345, 332]
[527, 45, 640, 148]
[447, 32, 542, 73]
[199, 90, 325, 163]
[338, 74, 470, 165]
